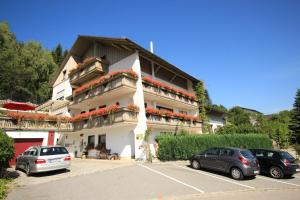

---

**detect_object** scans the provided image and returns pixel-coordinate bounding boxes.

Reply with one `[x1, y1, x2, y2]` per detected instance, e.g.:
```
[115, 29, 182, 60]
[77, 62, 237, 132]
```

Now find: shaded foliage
[156, 134, 272, 161]
[0, 129, 14, 177]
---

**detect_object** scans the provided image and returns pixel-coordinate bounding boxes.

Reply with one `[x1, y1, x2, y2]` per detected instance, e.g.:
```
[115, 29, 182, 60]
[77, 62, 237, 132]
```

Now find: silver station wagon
[15, 146, 71, 176]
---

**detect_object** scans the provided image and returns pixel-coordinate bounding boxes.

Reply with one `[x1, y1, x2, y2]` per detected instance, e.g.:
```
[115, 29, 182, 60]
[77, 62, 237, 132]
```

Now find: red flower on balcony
[7, 112, 71, 122]
[70, 104, 120, 122]
[127, 104, 140, 112]
[143, 76, 197, 101]
[73, 69, 138, 95]
[145, 107, 199, 122]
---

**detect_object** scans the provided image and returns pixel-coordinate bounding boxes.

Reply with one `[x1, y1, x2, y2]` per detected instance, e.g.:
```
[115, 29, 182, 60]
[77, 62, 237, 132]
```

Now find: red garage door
[9, 138, 43, 166]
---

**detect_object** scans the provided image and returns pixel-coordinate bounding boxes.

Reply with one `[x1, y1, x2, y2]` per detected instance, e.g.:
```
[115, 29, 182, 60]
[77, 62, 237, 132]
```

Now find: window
[40, 147, 68, 156]
[220, 148, 234, 157]
[89, 108, 96, 112]
[179, 111, 188, 115]
[98, 135, 106, 150]
[255, 150, 266, 157]
[81, 111, 86, 114]
[56, 89, 65, 100]
[205, 148, 220, 156]
[240, 150, 255, 159]
[280, 152, 294, 160]
[267, 151, 274, 158]
[156, 105, 173, 112]
[154, 64, 188, 90]
[29, 148, 38, 156]
[140, 56, 152, 75]
[87, 135, 95, 148]
[99, 105, 106, 109]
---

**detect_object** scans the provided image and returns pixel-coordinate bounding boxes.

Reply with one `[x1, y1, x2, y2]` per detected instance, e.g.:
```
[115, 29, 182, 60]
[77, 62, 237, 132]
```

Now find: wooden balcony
[69, 58, 107, 86]
[72, 108, 138, 131]
[146, 114, 202, 133]
[0, 116, 73, 132]
[68, 74, 137, 109]
[143, 83, 198, 110]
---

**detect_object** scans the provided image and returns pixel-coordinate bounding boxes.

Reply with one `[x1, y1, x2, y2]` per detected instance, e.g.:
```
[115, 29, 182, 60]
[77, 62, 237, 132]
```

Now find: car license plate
[254, 170, 259, 174]
[49, 158, 61, 163]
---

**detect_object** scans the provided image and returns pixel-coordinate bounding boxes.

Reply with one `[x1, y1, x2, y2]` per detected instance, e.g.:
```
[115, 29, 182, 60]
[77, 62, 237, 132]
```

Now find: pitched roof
[50, 35, 200, 86]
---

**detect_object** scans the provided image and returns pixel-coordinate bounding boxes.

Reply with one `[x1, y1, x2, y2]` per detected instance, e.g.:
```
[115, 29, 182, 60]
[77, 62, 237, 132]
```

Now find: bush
[296, 143, 300, 156]
[216, 124, 261, 134]
[0, 130, 14, 177]
[156, 134, 272, 161]
[0, 178, 11, 199]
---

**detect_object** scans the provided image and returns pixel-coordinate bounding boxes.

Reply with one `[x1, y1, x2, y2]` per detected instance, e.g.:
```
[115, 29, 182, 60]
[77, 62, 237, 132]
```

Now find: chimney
[150, 41, 154, 53]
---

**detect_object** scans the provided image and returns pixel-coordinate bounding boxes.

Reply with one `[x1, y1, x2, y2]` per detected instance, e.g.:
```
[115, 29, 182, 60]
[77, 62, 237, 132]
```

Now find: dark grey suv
[190, 147, 260, 180]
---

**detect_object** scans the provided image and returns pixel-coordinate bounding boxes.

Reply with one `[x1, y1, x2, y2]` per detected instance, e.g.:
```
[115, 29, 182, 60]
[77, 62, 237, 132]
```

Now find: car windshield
[240, 150, 255, 159]
[280, 152, 294, 160]
[40, 147, 68, 156]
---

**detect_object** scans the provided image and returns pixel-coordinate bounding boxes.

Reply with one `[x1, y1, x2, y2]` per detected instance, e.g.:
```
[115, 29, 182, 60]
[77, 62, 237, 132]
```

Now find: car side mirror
[205, 154, 207, 158]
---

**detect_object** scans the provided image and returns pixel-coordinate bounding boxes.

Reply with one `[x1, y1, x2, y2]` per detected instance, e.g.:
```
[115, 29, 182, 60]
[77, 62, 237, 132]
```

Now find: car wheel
[191, 160, 201, 169]
[270, 166, 284, 179]
[231, 167, 244, 180]
[25, 163, 31, 176]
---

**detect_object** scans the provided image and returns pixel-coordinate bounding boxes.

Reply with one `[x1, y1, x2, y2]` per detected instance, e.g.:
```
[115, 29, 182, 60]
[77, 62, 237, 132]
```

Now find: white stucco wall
[5, 131, 61, 146]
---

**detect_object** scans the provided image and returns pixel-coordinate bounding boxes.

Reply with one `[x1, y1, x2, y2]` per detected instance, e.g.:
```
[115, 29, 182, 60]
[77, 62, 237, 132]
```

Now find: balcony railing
[72, 108, 138, 131]
[143, 82, 198, 107]
[69, 58, 107, 86]
[0, 116, 73, 131]
[146, 114, 202, 130]
[69, 73, 137, 106]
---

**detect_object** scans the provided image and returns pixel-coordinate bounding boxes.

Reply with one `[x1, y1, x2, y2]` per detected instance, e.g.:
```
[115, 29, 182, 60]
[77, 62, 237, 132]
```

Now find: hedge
[156, 134, 272, 161]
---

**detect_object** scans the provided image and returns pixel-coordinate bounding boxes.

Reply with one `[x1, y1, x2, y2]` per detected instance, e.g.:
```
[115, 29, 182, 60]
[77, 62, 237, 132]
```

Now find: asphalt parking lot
[6, 161, 300, 200]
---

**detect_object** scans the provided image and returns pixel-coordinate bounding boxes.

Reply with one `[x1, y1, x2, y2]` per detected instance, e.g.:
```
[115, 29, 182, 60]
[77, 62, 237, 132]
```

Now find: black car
[250, 149, 300, 179]
[190, 147, 260, 180]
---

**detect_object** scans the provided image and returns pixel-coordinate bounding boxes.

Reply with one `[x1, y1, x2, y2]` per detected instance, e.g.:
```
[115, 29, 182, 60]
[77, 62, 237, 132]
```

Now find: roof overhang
[50, 35, 201, 86]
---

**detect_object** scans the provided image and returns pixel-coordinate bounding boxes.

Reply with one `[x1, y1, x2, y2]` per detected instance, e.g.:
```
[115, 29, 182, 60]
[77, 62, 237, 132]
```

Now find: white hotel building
[48, 36, 202, 160]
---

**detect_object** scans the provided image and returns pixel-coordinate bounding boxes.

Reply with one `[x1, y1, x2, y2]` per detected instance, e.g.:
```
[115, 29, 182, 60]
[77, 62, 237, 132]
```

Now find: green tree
[0, 21, 58, 103]
[195, 81, 210, 133]
[227, 107, 251, 126]
[0, 129, 14, 177]
[290, 89, 300, 142]
[19, 41, 58, 103]
[0, 22, 22, 100]
[195, 81, 206, 121]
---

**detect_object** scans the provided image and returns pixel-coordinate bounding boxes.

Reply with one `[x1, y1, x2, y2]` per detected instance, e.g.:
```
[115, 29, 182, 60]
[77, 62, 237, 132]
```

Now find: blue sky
[1, 0, 299, 114]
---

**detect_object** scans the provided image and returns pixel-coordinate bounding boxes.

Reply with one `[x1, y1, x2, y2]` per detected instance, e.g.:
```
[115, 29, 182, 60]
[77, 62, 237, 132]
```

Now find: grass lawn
[0, 178, 11, 200]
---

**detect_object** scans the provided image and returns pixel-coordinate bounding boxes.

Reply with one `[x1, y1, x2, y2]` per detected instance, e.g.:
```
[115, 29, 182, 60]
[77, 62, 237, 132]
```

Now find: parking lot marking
[139, 164, 205, 193]
[174, 164, 255, 189]
[257, 176, 300, 187]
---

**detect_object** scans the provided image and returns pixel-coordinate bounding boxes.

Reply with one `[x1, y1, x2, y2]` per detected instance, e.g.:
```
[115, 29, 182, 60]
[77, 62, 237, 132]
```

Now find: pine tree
[52, 44, 63, 66]
[290, 89, 300, 142]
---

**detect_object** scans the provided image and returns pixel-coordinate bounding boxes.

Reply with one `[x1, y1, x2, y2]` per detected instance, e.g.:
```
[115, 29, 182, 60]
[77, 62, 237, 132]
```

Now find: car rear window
[279, 152, 294, 160]
[240, 150, 255, 159]
[40, 147, 68, 156]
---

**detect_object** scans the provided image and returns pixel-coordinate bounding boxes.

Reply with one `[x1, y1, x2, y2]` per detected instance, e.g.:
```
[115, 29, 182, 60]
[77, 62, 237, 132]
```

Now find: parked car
[250, 148, 300, 179]
[16, 146, 71, 176]
[190, 147, 260, 180]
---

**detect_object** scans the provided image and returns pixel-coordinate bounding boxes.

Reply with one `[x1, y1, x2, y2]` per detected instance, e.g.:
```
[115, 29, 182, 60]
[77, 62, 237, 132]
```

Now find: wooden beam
[154, 65, 161, 74]
[170, 74, 177, 82]
[111, 43, 122, 50]
[120, 44, 133, 51]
